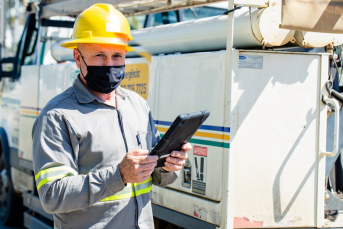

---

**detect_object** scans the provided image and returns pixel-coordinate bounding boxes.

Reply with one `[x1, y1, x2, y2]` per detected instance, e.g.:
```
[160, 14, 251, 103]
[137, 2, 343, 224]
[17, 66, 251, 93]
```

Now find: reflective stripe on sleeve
[101, 177, 152, 202]
[35, 166, 78, 191]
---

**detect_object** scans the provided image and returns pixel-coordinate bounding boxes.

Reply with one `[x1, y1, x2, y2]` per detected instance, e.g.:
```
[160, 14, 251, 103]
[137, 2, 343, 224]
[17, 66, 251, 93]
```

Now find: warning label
[239, 55, 263, 69]
[192, 146, 207, 195]
[193, 146, 207, 183]
[192, 180, 206, 195]
[194, 146, 207, 157]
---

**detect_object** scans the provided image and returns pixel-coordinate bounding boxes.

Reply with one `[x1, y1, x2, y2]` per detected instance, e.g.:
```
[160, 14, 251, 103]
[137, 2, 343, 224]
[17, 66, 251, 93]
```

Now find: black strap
[223, 5, 243, 15]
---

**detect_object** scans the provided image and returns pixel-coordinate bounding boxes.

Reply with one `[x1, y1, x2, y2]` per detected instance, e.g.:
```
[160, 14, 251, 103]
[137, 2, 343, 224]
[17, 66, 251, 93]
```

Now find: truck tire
[0, 143, 25, 226]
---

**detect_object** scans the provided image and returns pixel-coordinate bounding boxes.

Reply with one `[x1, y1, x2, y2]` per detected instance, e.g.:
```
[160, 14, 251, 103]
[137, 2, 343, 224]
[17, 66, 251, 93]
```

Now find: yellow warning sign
[122, 63, 149, 100]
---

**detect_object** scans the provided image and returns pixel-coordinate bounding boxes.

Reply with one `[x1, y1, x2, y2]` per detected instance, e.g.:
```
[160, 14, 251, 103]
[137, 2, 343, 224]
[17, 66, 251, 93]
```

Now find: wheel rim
[0, 152, 9, 216]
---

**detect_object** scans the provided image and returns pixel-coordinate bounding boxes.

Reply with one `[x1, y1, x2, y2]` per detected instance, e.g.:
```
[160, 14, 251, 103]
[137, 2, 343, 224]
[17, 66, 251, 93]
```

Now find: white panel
[317, 54, 329, 228]
[39, 63, 75, 109]
[11, 167, 34, 192]
[152, 186, 222, 226]
[19, 65, 39, 161]
[155, 51, 227, 202]
[0, 78, 22, 150]
[222, 49, 240, 229]
[233, 51, 323, 227]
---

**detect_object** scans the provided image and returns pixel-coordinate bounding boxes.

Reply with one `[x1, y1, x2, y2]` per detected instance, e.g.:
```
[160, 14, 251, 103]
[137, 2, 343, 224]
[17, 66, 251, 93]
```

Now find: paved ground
[0, 223, 24, 229]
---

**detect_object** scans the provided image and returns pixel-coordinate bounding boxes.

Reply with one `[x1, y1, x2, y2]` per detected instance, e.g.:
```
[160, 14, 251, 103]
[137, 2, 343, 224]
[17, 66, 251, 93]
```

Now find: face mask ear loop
[77, 49, 88, 79]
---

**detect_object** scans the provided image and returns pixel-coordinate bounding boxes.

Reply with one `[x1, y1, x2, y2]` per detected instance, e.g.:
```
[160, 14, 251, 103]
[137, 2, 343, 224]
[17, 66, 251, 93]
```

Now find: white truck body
[3, 48, 340, 228]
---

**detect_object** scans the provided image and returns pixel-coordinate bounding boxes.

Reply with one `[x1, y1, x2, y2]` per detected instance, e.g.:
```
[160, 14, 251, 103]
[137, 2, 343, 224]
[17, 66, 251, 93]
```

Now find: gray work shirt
[32, 77, 178, 229]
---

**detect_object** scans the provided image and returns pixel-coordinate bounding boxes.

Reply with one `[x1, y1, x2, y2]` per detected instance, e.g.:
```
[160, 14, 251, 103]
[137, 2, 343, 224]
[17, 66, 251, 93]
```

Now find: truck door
[0, 12, 38, 227]
[0, 13, 38, 79]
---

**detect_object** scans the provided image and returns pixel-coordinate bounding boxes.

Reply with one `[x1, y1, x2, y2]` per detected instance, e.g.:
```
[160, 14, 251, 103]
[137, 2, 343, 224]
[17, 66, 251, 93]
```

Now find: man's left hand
[162, 143, 191, 172]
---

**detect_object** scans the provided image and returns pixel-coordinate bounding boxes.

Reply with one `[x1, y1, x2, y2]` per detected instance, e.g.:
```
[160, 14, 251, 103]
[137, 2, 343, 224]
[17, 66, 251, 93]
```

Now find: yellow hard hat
[60, 4, 133, 51]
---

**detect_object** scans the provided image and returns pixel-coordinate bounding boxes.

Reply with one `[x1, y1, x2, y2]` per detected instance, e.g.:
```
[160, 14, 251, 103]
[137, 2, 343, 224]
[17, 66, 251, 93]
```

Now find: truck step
[326, 190, 343, 211]
[24, 211, 53, 229]
[334, 193, 343, 200]
[23, 192, 54, 221]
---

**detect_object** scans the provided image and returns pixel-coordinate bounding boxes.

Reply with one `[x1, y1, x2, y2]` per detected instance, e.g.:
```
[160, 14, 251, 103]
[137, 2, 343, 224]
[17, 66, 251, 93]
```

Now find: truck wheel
[0, 146, 24, 226]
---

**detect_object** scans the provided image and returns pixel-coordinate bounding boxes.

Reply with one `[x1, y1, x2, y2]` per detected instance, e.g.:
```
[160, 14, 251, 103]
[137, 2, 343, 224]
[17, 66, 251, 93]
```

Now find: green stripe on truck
[159, 134, 230, 148]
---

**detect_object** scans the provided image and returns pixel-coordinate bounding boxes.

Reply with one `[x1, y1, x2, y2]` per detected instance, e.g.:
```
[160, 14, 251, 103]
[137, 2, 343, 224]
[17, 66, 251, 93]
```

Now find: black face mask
[79, 51, 125, 94]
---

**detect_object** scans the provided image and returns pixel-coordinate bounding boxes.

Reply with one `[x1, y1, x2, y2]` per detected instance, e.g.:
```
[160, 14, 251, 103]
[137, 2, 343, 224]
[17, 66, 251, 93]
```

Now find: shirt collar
[73, 75, 128, 104]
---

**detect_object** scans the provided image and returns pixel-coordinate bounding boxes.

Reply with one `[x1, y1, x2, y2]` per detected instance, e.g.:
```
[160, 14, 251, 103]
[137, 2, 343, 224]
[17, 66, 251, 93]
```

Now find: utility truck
[0, 0, 343, 229]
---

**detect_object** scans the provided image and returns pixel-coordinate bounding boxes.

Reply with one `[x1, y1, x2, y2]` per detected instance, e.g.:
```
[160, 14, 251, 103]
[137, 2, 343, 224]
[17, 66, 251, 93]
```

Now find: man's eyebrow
[93, 51, 124, 55]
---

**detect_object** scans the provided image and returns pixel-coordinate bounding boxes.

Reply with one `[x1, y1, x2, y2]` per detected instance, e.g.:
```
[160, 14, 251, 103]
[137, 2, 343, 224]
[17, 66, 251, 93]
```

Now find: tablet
[150, 110, 210, 168]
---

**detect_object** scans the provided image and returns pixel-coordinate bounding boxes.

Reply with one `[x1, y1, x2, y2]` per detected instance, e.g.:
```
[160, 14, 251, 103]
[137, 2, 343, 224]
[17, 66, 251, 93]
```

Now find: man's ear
[73, 48, 81, 69]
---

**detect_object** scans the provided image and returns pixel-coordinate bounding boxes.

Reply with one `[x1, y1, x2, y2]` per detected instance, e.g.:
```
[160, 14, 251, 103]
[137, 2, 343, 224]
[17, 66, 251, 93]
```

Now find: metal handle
[330, 89, 343, 104]
[321, 97, 340, 157]
[182, 159, 191, 188]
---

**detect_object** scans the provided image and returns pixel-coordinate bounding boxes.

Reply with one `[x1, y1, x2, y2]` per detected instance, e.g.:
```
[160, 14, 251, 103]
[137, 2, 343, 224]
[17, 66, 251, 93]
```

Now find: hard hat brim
[60, 37, 134, 52]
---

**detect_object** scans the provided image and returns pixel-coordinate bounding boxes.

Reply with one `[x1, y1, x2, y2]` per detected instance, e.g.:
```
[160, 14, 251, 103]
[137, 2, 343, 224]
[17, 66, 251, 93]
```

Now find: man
[32, 4, 190, 229]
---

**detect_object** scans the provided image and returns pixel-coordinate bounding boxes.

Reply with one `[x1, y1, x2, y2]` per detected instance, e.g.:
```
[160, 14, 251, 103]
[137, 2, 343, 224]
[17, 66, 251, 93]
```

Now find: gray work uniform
[32, 77, 178, 229]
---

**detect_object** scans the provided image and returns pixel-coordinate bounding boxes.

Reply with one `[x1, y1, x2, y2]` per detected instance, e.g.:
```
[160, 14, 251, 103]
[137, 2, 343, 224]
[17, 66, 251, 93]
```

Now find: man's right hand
[119, 149, 158, 184]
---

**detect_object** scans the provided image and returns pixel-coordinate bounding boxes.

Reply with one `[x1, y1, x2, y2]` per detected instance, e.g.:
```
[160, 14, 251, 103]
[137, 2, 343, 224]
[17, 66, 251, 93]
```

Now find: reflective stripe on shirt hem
[102, 177, 152, 201]
[101, 184, 135, 201]
[134, 178, 152, 195]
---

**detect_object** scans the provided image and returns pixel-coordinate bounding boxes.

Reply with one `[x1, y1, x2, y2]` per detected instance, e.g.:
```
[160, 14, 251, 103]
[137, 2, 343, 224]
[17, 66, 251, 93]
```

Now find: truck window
[149, 11, 179, 27]
[13, 13, 38, 79]
[40, 16, 74, 65]
[2, 0, 27, 57]
[23, 24, 38, 65]
[127, 15, 147, 30]
[182, 6, 226, 21]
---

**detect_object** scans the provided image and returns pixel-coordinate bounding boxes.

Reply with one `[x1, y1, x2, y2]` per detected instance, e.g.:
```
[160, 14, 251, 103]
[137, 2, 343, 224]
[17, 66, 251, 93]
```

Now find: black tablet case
[150, 110, 210, 168]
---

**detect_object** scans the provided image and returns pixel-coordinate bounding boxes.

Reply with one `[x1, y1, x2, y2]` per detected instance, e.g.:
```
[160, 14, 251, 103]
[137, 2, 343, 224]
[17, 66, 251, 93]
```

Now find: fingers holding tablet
[162, 143, 191, 172]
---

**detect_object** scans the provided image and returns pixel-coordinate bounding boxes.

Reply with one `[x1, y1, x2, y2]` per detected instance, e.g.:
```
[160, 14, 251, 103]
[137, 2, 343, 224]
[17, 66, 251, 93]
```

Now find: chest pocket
[137, 131, 152, 151]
